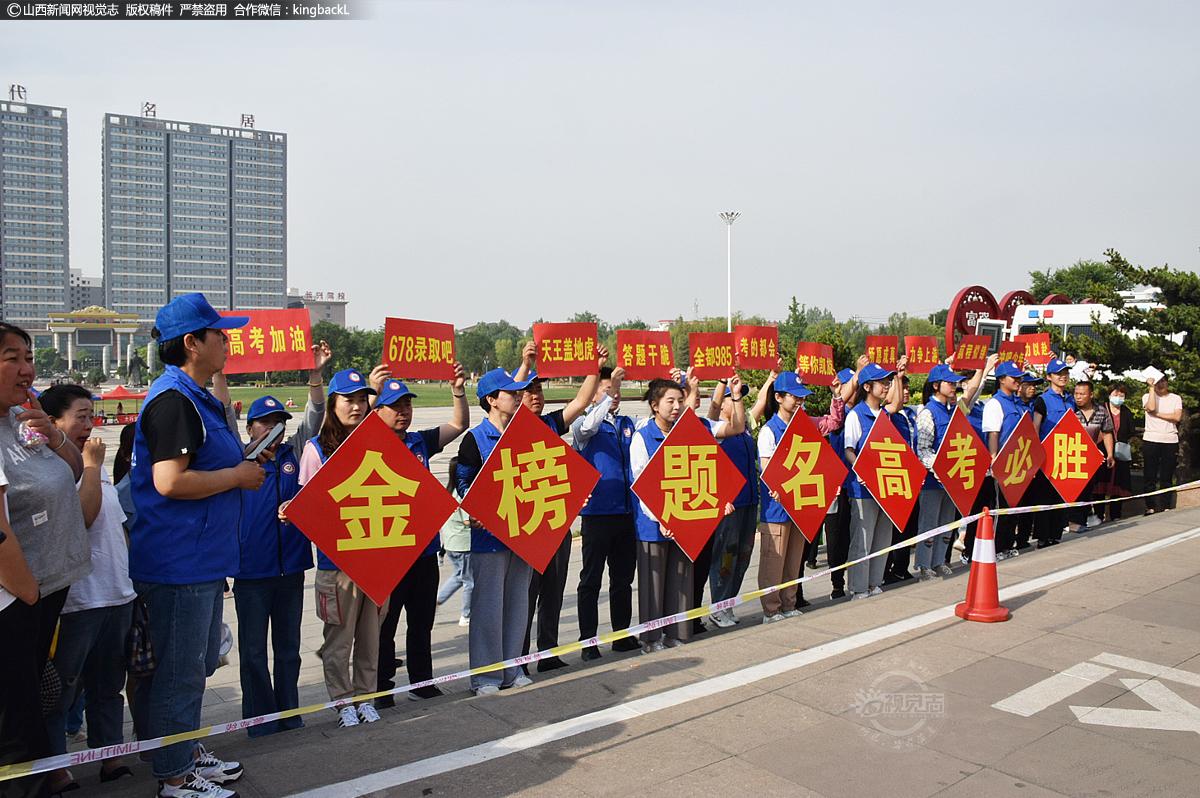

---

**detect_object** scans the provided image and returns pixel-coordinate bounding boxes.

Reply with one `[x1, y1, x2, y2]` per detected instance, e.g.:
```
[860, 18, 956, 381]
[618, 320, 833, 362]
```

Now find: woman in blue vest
[842, 361, 906, 600]
[296, 368, 384, 728]
[913, 364, 966, 579]
[456, 367, 534, 696]
[630, 372, 745, 653]
[1030, 358, 1076, 548]
[982, 360, 1030, 558]
[370, 364, 469, 705]
[884, 375, 921, 582]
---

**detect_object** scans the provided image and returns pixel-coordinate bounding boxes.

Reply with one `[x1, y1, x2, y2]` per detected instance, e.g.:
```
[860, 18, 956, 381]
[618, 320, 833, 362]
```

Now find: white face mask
[1110, 396, 1125, 407]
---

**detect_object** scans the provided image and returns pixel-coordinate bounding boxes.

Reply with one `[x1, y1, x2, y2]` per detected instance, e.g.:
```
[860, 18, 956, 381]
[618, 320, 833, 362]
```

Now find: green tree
[1073, 249, 1198, 476]
[35, 348, 64, 375]
[1029, 258, 1133, 302]
[86, 366, 106, 387]
[456, 326, 496, 376]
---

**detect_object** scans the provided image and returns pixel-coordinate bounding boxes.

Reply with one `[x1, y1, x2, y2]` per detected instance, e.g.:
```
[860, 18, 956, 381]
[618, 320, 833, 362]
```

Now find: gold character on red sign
[1051, 432, 1090, 481]
[871, 439, 912, 500]
[327, 451, 420, 550]
[493, 441, 571, 536]
[660, 444, 721, 522]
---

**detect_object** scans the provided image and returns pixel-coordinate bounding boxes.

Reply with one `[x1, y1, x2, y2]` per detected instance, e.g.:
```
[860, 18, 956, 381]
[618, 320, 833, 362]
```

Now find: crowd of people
[0, 293, 1187, 798]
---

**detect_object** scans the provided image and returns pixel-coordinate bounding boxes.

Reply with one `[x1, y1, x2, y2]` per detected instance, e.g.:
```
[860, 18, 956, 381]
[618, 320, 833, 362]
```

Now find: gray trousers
[915, 489, 956, 570]
[468, 549, 533, 689]
[637, 541, 692, 644]
[848, 497, 891, 594]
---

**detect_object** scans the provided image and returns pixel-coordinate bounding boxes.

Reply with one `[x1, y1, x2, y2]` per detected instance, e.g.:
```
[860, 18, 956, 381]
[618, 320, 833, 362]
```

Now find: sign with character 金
[631, 408, 747, 561]
[283, 412, 459, 606]
[689, 332, 736, 380]
[382, 317, 457, 381]
[458, 406, 600, 573]
[218, 309, 314, 374]
[532, 323, 599, 378]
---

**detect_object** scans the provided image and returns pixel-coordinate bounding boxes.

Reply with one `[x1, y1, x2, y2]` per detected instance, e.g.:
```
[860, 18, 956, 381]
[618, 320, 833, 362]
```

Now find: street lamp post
[719, 212, 741, 333]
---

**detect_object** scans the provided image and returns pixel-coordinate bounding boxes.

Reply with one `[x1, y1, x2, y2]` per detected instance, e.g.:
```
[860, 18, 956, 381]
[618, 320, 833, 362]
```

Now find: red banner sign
[532, 322, 599, 378]
[795, 342, 835, 387]
[458, 406, 599, 573]
[930, 409, 990, 515]
[631, 408, 746, 561]
[904, 336, 939, 375]
[689, 333, 736, 380]
[760, 411, 848, 542]
[865, 336, 899, 371]
[997, 340, 1026, 369]
[953, 334, 991, 370]
[616, 330, 675, 380]
[1041, 411, 1104, 503]
[218, 309, 315, 374]
[852, 413, 925, 530]
[992, 413, 1045, 506]
[1015, 333, 1052, 366]
[382, 317, 456, 381]
[733, 325, 779, 370]
[283, 412, 458, 606]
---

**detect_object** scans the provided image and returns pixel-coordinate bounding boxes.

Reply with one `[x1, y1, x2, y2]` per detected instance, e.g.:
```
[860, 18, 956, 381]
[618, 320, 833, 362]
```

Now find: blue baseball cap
[377, 379, 417, 406]
[773, 372, 812, 398]
[1021, 370, 1045, 385]
[995, 361, 1024, 380]
[1046, 358, 1069, 374]
[928, 364, 965, 384]
[476, 368, 532, 399]
[328, 369, 375, 396]
[837, 368, 855, 384]
[724, 383, 750, 399]
[155, 293, 249, 342]
[246, 396, 292, 422]
[859, 363, 897, 383]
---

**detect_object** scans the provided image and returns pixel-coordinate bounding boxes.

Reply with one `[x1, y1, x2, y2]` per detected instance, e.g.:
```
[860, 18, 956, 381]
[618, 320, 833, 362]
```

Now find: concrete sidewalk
[66, 472, 1200, 798]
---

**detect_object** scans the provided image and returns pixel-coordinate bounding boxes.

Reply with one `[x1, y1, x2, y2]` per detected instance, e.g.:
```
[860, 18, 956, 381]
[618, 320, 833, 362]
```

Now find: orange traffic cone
[955, 508, 1009, 623]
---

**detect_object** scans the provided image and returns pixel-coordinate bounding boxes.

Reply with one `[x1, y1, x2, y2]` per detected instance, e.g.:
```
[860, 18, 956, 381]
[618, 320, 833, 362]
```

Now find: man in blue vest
[1030, 358, 1077, 548]
[131, 293, 267, 798]
[571, 366, 641, 660]
[981, 360, 1028, 559]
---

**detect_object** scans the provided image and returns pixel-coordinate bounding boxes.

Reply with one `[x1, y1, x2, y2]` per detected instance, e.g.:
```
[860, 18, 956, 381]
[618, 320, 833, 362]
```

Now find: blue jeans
[436, 551, 473, 618]
[915, 490, 956, 570]
[233, 574, 305, 738]
[132, 579, 223, 780]
[708, 504, 758, 602]
[45, 601, 134, 755]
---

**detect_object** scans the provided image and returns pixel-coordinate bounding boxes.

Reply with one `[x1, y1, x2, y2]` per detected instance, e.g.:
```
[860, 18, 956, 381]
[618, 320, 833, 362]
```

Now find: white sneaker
[867, 586, 883, 597]
[960, 553, 971, 565]
[510, 675, 533, 688]
[918, 567, 937, 581]
[995, 550, 1010, 561]
[1086, 514, 1101, 529]
[336, 705, 360, 727]
[727, 608, 740, 624]
[662, 637, 685, 648]
[849, 591, 869, 601]
[458, 615, 470, 627]
[158, 772, 237, 798]
[762, 612, 786, 624]
[934, 564, 954, 577]
[782, 609, 804, 618]
[473, 685, 499, 696]
[642, 640, 665, 654]
[708, 611, 735, 628]
[357, 703, 380, 723]
[194, 746, 242, 784]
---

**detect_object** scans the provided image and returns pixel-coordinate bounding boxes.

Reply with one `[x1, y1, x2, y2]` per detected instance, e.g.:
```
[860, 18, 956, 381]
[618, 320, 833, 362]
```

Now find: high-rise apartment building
[0, 96, 69, 325]
[103, 111, 286, 322]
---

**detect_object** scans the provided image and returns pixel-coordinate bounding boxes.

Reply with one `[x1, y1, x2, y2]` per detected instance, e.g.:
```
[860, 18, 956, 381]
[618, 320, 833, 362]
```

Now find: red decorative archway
[998, 290, 1037, 322]
[945, 286, 999, 356]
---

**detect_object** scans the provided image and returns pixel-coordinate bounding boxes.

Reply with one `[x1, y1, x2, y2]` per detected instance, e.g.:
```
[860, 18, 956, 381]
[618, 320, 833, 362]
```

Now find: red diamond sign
[760, 410, 848, 542]
[931, 408, 990, 516]
[1041, 410, 1104, 503]
[852, 412, 925, 530]
[284, 412, 458, 606]
[458, 405, 600, 573]
[631, 407, 747, 561]
[992, 413, 1045, 506]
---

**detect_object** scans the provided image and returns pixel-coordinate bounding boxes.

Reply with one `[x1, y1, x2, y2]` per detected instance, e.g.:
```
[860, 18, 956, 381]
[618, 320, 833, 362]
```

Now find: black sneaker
[830, 589, 846, 600]
[193, 747, 242, 785]
[611, 637, 641, 652]
[375, 694, 396, 709]
[536, 656, 568, 673]
[581, 646, 602, 662]
[407, 685, 444, 700]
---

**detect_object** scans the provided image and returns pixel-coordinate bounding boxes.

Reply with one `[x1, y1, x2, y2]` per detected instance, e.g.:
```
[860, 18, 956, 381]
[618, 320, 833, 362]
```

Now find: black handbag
[125, 598, 157, 676]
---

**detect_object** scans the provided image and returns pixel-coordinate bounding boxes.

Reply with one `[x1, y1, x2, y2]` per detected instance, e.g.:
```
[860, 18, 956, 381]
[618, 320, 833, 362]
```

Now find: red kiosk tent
[97, 385, 148, 423]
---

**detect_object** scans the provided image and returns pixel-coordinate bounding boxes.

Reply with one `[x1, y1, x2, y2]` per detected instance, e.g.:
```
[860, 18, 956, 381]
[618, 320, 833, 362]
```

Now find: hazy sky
[4, 1, 1198, 330]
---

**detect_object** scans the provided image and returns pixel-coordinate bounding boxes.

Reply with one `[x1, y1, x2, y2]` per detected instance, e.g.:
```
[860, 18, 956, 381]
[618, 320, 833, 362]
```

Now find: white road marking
[1070, 678, 1200, 734]
[287, 524, 1200, 798]
[992, 662, 1117, 717]
[1091, 653, 1200, 689]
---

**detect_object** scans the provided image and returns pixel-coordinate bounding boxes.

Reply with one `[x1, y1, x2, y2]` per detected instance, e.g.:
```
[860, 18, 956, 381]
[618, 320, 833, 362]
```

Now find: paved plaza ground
[68, 406, 1200, 798]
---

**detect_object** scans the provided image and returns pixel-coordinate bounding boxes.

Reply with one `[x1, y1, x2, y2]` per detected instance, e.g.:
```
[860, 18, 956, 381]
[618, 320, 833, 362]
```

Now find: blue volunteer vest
[920, 399, 956, 490]
[632, 417, 718, 543]
[130, 365, 245, 584]
[1038, 389, 1077, 440]
[992, 391, 1027, 448]
[458, 419, 509, 553]
[578, 412, 636, 516]
[236, 442, 314, 579]
[846, 402, 885, 499]
[758, 414, 792, 524]
[722, 429, 759, 509]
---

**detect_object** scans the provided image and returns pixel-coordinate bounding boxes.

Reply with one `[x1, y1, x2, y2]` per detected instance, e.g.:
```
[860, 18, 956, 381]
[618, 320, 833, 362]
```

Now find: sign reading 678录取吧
[382, 317, 457, 381]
